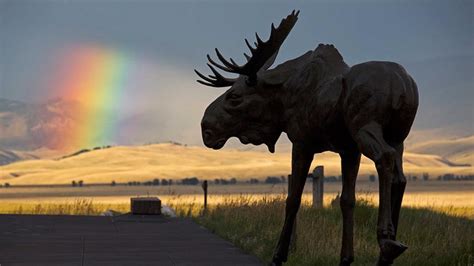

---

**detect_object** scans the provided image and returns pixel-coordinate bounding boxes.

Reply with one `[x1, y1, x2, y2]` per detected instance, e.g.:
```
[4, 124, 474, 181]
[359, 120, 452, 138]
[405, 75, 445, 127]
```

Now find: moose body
[195, 11, 418, 266]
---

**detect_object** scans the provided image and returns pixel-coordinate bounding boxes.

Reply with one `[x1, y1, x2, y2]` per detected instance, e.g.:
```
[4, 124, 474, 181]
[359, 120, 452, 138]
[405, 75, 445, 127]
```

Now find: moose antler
[195, 10, 299, 87]
[194, 64, 237, 87]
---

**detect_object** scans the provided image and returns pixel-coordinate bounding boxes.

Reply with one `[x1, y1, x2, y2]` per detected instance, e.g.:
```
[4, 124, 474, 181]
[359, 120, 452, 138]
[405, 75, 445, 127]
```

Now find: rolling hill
[0, 143, 471, 185]
[408, 135, 474, 165]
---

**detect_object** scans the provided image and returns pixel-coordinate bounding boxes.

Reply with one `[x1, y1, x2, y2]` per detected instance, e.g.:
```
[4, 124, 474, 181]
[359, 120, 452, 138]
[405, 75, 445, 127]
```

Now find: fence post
[202, 180, 208, 211]
[312, 166, 324, 208]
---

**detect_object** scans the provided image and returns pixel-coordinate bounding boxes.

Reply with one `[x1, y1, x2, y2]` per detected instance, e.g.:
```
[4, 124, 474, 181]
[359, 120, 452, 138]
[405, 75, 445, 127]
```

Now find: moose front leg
[271, 143, 313, 265]
[339, 152, 361, 266]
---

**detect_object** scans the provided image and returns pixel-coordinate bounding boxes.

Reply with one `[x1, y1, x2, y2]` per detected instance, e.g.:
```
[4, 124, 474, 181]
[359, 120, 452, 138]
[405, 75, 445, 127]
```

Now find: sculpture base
[131, 197, 161, 215]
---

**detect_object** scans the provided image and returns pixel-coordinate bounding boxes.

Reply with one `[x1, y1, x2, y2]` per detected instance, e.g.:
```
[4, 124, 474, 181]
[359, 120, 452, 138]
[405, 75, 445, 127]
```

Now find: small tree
[423, 173, 429, 181]
[230, 178, 237, 185]
[78, 180, 84, 187]
[111, 180, 116, 186]
[369, 175, 376, 182]
[72, 180, 77, 187]
[265, 176, 282, 184]
[249, 178, 259, 184]
[161, 179, 169, 186]
[4, 182, 10, 188]
[182, 177, 199, 185]
[153, 178, 160, 186]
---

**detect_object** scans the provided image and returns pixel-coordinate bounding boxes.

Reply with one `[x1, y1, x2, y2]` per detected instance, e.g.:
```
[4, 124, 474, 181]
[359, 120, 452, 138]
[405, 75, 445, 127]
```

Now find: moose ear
[256, 50, 286, 86]
[258, 50, 279, 73]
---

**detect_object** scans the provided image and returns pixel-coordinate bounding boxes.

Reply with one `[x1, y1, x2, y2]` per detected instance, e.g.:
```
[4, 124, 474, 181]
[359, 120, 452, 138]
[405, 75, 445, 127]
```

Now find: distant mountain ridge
[0, 97, 81, 150]
[408, 135, 474, 166]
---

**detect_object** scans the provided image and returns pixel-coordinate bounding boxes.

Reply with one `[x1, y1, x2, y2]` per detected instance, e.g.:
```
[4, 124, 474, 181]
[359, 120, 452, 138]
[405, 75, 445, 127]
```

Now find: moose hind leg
[390, 143, 407, 239]
[339, 152, 361, 266]
[374, 142, 408, 265]
[352, 122, 407, 265]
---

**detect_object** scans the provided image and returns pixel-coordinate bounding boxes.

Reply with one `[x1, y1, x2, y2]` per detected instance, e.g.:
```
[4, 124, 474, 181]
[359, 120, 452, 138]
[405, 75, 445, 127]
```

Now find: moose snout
[202, 129, 213, 144]
[201, 125, 226, 149]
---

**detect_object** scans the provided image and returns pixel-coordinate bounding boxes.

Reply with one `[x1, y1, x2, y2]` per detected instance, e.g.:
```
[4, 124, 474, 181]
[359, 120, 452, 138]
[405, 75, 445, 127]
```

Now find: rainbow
[50, 44, 130, 150]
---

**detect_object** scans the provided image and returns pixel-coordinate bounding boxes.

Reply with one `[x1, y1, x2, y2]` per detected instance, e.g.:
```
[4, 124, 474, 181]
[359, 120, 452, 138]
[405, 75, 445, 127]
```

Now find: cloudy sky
[1, 0, 472, 145]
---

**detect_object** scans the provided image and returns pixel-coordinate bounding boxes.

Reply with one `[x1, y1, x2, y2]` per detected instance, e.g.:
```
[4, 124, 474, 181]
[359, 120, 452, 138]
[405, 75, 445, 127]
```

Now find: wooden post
[202, 180, 208, 210]
[312, 166, 324, 208]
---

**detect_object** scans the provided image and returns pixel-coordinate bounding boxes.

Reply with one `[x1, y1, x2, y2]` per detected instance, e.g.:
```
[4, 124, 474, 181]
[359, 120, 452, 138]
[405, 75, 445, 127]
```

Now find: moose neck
[269, 47, 350, 143]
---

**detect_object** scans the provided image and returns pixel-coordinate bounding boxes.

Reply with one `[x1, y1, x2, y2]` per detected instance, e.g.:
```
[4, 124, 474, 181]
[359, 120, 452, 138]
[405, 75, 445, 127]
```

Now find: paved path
[0, 214, 261, 266]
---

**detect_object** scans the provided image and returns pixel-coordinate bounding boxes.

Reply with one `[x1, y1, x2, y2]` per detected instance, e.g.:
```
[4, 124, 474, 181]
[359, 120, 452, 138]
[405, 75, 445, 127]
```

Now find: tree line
[1, 173, 472, 189]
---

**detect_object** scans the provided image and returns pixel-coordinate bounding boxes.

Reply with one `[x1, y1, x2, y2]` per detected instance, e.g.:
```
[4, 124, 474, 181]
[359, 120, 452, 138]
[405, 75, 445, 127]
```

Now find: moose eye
[227, 93, 243, 105]
[229, 93, 240, 99]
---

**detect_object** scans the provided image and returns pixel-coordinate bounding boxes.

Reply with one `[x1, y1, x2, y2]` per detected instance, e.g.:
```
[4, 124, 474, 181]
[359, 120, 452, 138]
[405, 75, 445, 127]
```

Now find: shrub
[182, 177, 199, 185]
[423, 173, 429, 181]
[324, 176, 338, 182]
[265, 176, 283, 184]
[369, 175, 377, 182]
[249, 178, 259, 184]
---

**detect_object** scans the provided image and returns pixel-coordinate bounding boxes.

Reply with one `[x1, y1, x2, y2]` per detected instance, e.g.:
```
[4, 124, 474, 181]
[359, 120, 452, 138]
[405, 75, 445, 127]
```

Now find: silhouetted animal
[195, 10, 418, 266]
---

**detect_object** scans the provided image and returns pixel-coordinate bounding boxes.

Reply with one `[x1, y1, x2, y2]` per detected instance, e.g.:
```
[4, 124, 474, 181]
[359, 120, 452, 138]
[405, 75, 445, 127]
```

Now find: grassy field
[195, 197, 474, 266]
[0, 181, 473, 213]
[0, 195, 472, 265]
[0, 181, 472, 265]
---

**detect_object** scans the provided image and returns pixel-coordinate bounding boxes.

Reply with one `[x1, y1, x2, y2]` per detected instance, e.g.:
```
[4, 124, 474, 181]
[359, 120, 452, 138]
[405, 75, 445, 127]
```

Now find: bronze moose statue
[195, 10, 418, 266]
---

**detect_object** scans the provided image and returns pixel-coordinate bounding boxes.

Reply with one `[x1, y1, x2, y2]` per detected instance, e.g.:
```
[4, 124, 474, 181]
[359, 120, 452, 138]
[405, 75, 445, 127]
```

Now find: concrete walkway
[0, 214, 261, 266]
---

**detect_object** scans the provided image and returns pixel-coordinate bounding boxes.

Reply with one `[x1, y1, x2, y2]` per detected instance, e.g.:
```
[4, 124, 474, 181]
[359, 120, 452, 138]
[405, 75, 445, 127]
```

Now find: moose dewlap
[131, 197, 161, 215]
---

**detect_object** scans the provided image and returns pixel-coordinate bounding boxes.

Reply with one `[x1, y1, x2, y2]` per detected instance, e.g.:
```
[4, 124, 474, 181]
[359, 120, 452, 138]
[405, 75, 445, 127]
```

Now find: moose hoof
[339, 256, 354, 266]
[377, 239, 408, 265]
[270, 255, 284, 266]
[269, 260, 282, 266]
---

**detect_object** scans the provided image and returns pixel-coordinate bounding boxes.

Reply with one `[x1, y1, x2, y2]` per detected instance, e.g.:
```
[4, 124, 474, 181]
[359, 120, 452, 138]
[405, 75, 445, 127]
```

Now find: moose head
[195, 10, 299, 153]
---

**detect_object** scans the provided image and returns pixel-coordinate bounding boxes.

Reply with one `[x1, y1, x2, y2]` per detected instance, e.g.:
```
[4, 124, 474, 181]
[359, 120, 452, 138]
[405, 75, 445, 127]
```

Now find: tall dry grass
[193, 196, 473, 266]
[0, 199, 129, 215]
[0, 194, 472, 265]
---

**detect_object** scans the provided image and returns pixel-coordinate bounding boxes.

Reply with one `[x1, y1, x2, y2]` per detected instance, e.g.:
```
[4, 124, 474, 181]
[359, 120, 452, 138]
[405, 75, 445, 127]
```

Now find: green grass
[194, 197, 474, 266]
